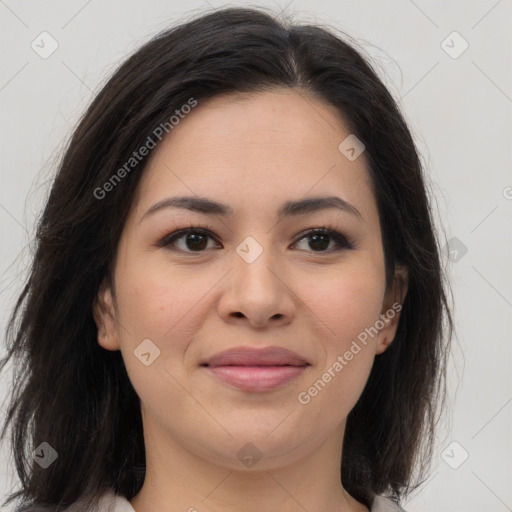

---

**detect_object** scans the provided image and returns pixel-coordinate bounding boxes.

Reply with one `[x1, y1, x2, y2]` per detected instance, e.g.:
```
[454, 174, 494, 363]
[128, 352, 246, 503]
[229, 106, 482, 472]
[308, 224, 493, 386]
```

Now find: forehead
[132, 88, 377, 225]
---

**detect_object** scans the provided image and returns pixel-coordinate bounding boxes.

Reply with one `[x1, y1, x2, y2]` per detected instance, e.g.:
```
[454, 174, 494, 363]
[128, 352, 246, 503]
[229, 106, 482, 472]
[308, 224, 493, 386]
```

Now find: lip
[203, 346, 309, 367]
[201, 346, 310, 392]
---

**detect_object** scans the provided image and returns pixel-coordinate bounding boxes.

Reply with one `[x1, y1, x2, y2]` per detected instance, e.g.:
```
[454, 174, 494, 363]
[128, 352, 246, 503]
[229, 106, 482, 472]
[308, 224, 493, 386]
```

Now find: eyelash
[157, 222, 356, 254]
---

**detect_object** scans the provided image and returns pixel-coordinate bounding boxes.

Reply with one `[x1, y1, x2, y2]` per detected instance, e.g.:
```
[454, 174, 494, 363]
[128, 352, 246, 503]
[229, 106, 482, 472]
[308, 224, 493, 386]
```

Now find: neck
[129, 413, 369, 512]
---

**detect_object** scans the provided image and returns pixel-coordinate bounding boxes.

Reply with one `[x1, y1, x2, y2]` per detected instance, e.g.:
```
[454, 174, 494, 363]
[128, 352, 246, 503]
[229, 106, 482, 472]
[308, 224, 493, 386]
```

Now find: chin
[190, 425, 311, 471]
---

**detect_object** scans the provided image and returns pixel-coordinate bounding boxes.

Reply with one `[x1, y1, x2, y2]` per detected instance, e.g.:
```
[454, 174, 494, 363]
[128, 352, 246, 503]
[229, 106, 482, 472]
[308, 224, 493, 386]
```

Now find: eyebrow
[141, 195, 363, 222]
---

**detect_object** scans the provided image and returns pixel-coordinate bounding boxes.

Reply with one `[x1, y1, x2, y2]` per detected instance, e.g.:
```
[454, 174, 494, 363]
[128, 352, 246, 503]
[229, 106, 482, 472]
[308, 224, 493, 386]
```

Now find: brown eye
[293, 228, 354, 253]
[158, 226, 355, 254]
[159, 228, 219, 252]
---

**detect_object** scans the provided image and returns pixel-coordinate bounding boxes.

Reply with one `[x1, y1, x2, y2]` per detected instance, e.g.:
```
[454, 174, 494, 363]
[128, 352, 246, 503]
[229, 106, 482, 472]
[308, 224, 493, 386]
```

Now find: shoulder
[12, 491, 134, 512]
[371, 495, 407, 512]
[94, 490, 135, 512]
[99, 493, 408, 512]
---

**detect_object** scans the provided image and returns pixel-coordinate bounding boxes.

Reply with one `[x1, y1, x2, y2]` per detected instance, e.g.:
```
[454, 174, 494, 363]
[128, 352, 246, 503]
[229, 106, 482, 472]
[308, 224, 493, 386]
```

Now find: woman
[0, 6, 453, 512]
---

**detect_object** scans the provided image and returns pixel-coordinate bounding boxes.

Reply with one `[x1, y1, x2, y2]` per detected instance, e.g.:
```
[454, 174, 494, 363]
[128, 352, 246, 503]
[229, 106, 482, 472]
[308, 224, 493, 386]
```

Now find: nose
[217, 243, 296, 329]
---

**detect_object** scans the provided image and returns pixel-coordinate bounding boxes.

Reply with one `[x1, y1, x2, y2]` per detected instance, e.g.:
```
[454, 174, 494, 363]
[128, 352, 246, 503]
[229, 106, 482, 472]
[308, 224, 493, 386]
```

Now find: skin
[94, 88, 408, 512]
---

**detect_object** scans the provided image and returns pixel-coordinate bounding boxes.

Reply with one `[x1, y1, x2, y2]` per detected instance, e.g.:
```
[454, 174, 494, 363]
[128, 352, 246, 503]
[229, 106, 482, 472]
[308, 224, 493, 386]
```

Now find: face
[94, 88, 407, 472]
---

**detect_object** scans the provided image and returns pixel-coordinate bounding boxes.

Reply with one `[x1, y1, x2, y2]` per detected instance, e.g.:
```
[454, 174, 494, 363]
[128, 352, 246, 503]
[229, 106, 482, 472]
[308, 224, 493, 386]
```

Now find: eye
[292, 227, 355, 253]
[158, 225, 219, 252]
[157, 225, 356, 254]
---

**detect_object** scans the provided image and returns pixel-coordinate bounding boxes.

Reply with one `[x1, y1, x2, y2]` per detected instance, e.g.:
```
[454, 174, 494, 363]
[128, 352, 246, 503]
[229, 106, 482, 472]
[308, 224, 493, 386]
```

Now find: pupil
[187, 233, 207, 251]
[310, 233, 329, 251]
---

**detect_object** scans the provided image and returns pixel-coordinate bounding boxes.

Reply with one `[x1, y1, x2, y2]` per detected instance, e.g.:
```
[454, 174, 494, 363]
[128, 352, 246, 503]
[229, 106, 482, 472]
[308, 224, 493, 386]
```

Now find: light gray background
[1, 1, 511, 511]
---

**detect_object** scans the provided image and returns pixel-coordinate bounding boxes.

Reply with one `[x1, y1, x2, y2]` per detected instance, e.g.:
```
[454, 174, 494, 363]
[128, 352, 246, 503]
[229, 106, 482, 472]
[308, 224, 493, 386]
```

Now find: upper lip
[202, 346, 310, 367]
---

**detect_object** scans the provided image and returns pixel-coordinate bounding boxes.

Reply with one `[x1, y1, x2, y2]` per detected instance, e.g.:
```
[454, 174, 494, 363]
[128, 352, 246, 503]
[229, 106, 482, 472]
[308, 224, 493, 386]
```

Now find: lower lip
[206, 365, 307, 392]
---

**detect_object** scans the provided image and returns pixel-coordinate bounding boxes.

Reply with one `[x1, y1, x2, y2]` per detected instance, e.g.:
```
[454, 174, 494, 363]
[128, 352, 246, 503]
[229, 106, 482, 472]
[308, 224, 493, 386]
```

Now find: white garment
[95, 489, 406, 512]
[371, 495, 406, 512]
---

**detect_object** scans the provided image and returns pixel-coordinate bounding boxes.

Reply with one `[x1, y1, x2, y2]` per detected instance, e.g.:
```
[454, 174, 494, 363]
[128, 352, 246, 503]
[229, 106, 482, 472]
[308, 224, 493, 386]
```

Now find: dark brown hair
[1, 6, 453, 511]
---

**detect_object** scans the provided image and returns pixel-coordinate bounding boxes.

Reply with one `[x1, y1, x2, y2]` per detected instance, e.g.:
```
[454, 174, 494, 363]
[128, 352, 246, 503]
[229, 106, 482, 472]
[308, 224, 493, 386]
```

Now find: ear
[92, 277, 121, 351]
[375, 266, 409, 355]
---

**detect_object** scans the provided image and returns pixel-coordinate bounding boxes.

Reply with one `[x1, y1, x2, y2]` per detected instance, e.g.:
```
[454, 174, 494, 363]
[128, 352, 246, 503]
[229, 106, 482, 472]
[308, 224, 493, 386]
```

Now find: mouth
[201, 346, 310, 392]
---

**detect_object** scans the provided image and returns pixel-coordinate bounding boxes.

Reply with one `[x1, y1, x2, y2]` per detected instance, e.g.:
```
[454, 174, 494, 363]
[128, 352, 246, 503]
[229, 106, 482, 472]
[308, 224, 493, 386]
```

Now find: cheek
[294, 258, 383, 410]
[115, 252, 200, 339]
[113, 266, 200, 412]
[115, 279, 174, 338]
[301, 258, 385, 345]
